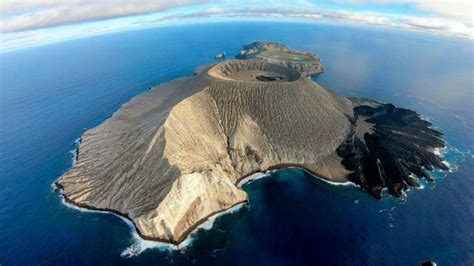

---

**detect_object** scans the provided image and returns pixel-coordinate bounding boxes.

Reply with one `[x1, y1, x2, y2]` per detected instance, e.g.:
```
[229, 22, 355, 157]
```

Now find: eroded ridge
[58, 42, 448, 244]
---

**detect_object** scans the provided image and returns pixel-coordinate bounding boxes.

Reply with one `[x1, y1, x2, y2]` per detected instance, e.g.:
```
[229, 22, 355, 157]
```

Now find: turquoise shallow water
[0, 21, 473, 265]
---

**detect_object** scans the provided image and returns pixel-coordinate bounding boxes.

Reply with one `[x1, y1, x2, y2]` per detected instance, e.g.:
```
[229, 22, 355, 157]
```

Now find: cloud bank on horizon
[0, 0, 472, 50]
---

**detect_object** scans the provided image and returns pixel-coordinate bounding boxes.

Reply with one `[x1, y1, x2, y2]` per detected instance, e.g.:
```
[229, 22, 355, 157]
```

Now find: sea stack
[57, 42, 447, 244]
[214, 52, 226, 59]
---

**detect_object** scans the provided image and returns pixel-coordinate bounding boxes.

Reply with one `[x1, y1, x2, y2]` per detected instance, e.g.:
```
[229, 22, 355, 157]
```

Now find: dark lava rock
[256, 75, 284, 81]
[337, 101, 448, 199]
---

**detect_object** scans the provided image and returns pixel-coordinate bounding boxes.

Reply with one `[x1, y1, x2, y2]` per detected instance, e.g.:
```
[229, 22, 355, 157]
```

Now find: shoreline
[55, 180, 247, 246]
[55, 136, 253, 248]
[234, 163, 357, 189]
[55, 121, 452, 249]
[55, 182, 245, 256]
[55, 137, 356, 248]
[55, 154, 456, 249]
[237, 172, 268, 187]
[55, 163, 353, 248]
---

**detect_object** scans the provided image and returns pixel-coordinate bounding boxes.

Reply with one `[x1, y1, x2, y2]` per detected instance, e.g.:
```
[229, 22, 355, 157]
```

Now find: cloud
[158, 6, 473, 38]
[335, 0, 473, 24]
[0, 0, 472, 51]
[400, 16, 472, 36]
[205, 7, 226, 15]
[0, 0, 209, 32]
[1, 0, 472, 36]
[415, 0, 473, 24]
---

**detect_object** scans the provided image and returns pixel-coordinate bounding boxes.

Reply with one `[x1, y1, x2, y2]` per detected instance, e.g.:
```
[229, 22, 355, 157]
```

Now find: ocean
[0, 21, 472, 265]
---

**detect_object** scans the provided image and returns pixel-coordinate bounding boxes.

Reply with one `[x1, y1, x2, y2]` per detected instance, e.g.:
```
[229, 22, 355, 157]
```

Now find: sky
[0, 0, 473, 51]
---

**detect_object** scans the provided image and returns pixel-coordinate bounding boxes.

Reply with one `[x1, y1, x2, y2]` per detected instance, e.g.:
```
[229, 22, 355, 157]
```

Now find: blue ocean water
[0, 22, 472, 265]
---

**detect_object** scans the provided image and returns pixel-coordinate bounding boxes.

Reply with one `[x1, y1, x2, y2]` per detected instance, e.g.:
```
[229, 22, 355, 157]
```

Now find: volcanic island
[57, 41, 448, 244]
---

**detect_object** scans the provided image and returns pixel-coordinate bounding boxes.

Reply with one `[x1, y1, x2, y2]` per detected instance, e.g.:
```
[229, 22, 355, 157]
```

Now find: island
[236, 41, 323, 76]
[56, 41, 447, 244]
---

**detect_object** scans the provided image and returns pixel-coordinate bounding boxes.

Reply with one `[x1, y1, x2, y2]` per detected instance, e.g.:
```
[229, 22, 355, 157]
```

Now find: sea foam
[120, 203, 246, 258]
[51, 137, 81, 192]
[55, 183, 246, 258]
[70, 137, 81, 165]
[237, 172, 268, 187]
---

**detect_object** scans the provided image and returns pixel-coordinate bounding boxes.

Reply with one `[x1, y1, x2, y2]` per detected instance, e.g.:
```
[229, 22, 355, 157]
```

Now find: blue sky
[0, 0, 472, 51]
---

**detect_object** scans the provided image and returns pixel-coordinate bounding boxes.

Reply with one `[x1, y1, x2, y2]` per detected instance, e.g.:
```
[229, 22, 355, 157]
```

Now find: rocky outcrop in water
[214, 52, 226, 59]
[57, 42, 447, 244]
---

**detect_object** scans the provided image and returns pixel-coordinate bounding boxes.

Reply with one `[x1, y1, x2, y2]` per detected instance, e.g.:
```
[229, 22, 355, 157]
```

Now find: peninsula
[57, 41, 447, 244]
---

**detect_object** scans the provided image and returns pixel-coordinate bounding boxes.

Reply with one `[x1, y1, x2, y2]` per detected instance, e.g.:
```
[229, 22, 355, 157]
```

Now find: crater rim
[208, 59, 302, 83]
